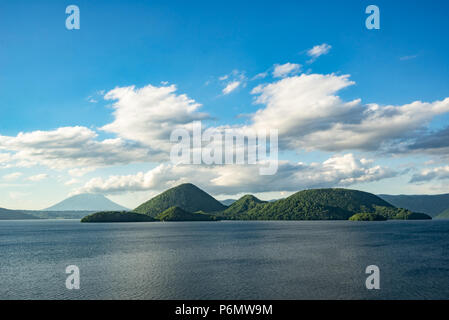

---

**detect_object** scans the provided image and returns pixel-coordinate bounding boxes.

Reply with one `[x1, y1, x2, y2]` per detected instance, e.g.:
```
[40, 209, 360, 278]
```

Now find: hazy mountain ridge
[0, 207, 97, 220]
[0, 208, 41, 220]
[220, 199, 237, 206]
[45, 193, 129, 211]
[436, 208, 449, 219]
[378, 194, 449, 217]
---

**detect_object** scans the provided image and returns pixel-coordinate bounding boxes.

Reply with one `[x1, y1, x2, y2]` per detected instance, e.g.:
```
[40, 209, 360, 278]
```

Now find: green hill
[378, 193, 449, 217]
[81, 211, 156, 223]
[225, 188, 430, 220]
[134, 183, 227, 217]
[436, 208, 449, 219]
[81, 185, 432, 222]
[156, 207, 217, 221]
[222, 195, 267, 218]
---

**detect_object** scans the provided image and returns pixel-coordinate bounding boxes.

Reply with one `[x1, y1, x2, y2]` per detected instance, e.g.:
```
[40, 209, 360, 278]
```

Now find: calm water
[1, 219, 449, 300]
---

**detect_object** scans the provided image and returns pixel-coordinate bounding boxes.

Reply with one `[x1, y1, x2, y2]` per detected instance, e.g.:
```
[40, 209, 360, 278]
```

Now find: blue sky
[0, 0, 448, 209]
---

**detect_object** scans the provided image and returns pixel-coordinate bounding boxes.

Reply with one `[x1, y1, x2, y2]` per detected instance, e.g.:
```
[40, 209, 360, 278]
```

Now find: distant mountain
[220, 198, 279, 206]
[378, 194, 449, 217]
[223, 195, 267, 219]
[156, 206, 217, 221]
[0, 208, 40, 220]
[436, 208, 449, 219]
[134, 183, 227, 217]
[45, 194, 129, 211]
[0, 207, 93, 220]
[220, 199, 236, 206]
[223, 188, 426, 220]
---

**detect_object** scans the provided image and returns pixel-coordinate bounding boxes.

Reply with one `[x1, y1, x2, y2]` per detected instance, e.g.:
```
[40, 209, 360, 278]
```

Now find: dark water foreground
[1, 219, 448, 300]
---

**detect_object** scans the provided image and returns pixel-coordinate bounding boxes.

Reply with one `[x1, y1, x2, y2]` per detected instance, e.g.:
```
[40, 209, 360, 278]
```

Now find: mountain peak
[238, 195, 265, 203]
[45, 193, 129, 211]
[134, 183, 226, 217]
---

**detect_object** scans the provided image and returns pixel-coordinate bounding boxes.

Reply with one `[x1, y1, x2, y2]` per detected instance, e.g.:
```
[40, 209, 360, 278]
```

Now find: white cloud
[0, 126, 151, 170]
[250, 73, 449, 152]
[65, 178, 80, 186]
[75, 154, 395, 196]
[101, 84, 209, 151]
[1, 75, 448, 200]
[222, 81, 241, 95]
[307, 43, 332, 62]
[0, 85, 209, 173]
[272, 63, 301, 78]
[252, 72, 268, 80]
[3, 172, 23, 181]
[410, 166, 449, 183]
[219, 70, 247, 95]
[27, 174, 48, 182]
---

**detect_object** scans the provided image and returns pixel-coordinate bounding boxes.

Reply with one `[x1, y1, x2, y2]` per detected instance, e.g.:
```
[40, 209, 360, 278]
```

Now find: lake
[1, 219, 448, 300]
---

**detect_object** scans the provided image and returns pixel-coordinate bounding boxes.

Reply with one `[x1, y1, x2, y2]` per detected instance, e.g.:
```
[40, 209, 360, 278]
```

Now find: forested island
[81, 183, 432, 223]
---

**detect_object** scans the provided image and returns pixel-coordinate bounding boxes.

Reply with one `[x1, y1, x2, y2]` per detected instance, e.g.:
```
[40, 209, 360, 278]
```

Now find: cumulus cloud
[410, 166, 449, 183]
[101, 84, 210, 150]
[0, 126, 152, 170]
[1, 74, 448, 198]
[0, 85, 209, 173]
[307, 43, 332, 62]
[406, 126, 449, 155]
[74, 154, 395, 196]
[272, 63, 301, 78]
[250, 73, 449, 152]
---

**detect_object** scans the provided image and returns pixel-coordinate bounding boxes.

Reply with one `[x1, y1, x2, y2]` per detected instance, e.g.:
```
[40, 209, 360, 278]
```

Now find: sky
[0, 0, 448, 209]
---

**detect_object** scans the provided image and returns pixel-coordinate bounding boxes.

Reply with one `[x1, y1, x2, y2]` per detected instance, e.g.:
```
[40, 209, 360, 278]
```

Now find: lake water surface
[1, 219, 449, 300]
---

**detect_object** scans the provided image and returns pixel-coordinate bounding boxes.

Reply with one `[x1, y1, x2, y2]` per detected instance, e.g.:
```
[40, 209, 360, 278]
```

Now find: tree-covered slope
[349, 213, 387, 221]
[222, 195, 267, 219]
[378, 194, 449, 217]
[226, 189, 430, 221]
[393, 211, 432, 220]
[134, 183, 227, 217]
[156, 207, 217, 221]
[81, 211, 156, 223]
[297, 189, 395, 213]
